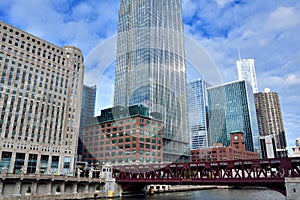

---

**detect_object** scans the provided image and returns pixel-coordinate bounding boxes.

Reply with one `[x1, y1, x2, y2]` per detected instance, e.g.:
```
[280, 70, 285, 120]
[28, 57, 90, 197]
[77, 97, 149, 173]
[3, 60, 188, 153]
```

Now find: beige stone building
[0, 21, 84, 175]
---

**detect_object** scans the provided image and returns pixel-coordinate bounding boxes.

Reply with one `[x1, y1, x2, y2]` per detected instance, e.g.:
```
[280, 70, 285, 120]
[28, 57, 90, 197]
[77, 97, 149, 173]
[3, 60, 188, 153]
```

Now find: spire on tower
[238, 46, 242, 61]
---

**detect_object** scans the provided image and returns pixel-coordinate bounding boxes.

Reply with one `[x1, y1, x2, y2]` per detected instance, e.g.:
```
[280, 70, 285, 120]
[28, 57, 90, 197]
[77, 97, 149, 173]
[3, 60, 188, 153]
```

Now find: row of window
[0, 23, 82, 63]
[85, 157, 162, 164]
[0, 151, 70, 174]
[0, 52, 78, 146]
[0, 52, 70, 92]
[83, 132, 162, 143]
[87, 118, 160, 130]
[0, 92, 67, 143]
[86, 151, 161, 157]
[85, 143, 161, 151]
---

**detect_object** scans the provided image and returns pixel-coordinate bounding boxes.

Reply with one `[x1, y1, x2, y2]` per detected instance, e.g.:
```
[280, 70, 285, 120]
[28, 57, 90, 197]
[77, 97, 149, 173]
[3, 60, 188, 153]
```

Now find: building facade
[207, 80, 259, 152]
[0, 21, 84, 175]
[260, 135, 277, 159]
[77, 85, 96, 161]
[82, 105, 163, 165]
[187, 79, 209, 150]
[190, 132, 258, 162]
[236, 58, 258, 93]
[114, 0, 189, 162]
[80, 85, 96, 128]
[254, 88, 288, 158]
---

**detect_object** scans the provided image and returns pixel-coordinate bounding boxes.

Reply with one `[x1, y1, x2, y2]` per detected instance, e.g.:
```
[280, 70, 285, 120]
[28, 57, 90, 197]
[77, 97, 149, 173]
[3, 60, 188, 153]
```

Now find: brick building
[190, 131, 258, 162]
[82, 105, 163, 165]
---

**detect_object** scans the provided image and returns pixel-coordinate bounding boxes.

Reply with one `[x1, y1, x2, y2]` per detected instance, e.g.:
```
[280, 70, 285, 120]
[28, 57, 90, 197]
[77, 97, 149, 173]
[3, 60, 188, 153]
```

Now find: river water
[116, 188, 285, 200]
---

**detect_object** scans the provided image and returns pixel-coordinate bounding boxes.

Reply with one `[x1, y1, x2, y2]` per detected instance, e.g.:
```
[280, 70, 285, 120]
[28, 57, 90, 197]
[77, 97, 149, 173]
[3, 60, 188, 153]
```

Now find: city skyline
[0, 0, 299, 154]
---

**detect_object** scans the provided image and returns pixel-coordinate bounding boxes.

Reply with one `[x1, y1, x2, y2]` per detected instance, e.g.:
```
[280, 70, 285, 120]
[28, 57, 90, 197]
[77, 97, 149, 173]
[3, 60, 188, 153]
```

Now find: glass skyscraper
[114, 0, 189, 162]
[187, 79, 209, 150]
[78, 85, 96, 161]
[207, 80, 259, 152]
[236, 58, 258, 93]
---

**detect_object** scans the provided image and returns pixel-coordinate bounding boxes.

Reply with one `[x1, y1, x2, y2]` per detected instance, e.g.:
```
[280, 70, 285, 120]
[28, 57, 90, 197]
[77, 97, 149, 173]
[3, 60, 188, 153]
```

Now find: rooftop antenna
[238, 46, 242, 61]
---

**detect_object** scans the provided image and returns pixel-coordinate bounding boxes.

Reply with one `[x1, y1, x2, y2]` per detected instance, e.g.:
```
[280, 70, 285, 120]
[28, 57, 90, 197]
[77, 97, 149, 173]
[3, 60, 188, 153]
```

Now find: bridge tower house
[102, 163, 121, 197]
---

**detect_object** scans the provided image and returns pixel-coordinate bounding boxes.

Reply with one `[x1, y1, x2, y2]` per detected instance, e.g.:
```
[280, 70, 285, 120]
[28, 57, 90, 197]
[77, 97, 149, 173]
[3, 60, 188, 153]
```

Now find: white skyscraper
[236, 58, 258, 93]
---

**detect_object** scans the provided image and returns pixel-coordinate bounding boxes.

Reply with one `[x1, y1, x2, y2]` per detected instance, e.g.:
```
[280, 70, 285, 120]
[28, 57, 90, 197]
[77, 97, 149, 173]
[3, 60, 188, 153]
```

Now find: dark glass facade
[207, 80, 259, 152]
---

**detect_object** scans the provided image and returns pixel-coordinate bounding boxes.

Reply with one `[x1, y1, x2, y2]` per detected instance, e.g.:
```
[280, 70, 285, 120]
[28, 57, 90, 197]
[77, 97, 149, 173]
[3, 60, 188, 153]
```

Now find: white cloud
[259, 73, 300, 89]
[266, 6, 300, 31]
[214, 0, 234, 7]
[182, 0, 198, 20]
[285, 74, 300, 86]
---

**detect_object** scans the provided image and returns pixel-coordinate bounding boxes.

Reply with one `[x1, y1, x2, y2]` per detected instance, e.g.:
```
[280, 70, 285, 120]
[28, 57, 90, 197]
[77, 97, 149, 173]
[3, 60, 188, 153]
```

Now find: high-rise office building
[78, 85, 96, 161]
[114, 0, 189, 162]
[254, 88, 288, 158]
[0, 21, 84, 174]
[187, 79, 209, 150]
[236, 58, 258, 93]
[80, 85, 96, 125]
[207, 80, 259, 152]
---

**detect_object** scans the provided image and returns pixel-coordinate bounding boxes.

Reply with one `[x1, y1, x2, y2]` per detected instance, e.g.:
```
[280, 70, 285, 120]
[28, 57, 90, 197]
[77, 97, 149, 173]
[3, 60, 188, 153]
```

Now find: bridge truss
[112, 157, 300, 196]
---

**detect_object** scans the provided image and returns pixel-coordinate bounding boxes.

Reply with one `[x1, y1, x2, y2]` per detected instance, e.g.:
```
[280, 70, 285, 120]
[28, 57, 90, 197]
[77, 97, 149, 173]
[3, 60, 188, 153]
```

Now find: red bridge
[112, 157, 300, 196]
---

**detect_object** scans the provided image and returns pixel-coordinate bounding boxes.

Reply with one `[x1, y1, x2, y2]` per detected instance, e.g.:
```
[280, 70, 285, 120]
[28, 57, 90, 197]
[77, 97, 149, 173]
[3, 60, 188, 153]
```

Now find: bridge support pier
[285, 177, 300, 200]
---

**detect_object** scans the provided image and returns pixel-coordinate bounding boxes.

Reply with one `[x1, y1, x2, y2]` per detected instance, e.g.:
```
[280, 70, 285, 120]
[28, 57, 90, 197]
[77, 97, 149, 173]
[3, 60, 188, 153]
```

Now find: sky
[0, 0, 299, 154]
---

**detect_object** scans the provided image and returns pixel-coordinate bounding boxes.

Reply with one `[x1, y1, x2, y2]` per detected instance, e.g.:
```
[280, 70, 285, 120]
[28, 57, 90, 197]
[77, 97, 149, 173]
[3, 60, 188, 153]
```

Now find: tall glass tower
[114, 0, 189, 162]
[236, 59, 258, 93]
[187, 79, 209, 150]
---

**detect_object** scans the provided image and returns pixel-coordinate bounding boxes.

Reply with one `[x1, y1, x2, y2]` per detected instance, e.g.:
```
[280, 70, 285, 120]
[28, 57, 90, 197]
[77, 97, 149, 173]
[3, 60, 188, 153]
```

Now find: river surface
[116, 188, 285, 200]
